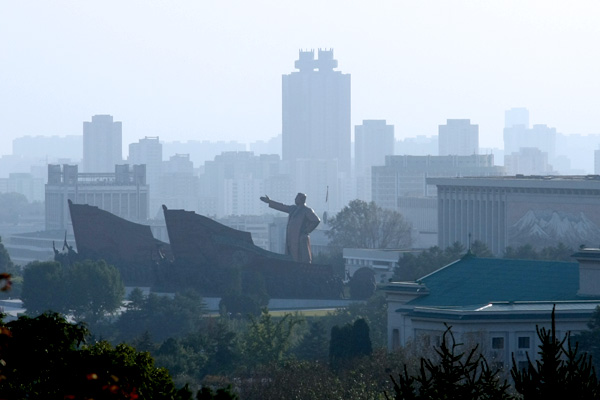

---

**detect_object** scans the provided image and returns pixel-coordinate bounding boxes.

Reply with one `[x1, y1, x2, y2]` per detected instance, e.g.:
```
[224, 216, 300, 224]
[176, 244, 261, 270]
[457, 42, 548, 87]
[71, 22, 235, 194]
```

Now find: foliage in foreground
[511, 308, 600, 399]
[386, 326, 511, 400]
[387, 308, 600, 400]
[0, 312, 192, 400]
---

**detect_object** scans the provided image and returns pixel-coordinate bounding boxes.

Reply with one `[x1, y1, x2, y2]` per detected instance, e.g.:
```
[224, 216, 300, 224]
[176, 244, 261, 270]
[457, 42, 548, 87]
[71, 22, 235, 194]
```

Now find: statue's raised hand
[260, 195, 270, 204]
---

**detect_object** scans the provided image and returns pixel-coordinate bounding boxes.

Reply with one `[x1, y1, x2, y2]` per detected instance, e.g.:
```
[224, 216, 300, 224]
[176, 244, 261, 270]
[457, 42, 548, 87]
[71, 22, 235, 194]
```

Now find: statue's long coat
[268, 200, 320, 263]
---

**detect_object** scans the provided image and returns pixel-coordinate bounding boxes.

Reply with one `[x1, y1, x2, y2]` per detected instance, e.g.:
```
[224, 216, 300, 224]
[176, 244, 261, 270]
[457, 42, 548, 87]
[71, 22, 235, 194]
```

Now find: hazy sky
[2, 1, 600, 156]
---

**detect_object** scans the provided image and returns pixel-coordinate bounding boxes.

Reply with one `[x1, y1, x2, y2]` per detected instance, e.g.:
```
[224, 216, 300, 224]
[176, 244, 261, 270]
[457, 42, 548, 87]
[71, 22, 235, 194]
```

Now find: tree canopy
[0, 312, 192, 400]
[327, 200, 412, 250]
[21, 259, 124, 322]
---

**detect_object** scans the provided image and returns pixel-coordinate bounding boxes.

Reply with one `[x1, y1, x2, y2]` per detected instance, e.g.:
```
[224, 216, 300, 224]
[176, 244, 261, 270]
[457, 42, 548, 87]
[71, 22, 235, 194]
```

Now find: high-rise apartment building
[83, 115, 122, 172]
[504, 124, 556, 163]
[355, 120, 395, 175]
[355, 120, 394, 201]
[438, 119, 479, 156]
[128, 137, 163, 216]
[282, 49, 351, 174]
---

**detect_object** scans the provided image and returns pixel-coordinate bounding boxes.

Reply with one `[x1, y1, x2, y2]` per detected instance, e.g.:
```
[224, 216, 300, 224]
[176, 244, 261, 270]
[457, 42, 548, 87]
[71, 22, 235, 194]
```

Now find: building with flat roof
[282, 49, 351, 174]
[372, 154, 503, 210]
[128, 136, 163, 216]
[83, 115, 122, 173]
[384, 250, 600, 368]
[45, 163, 148, 231]
[505, 107, 529, 129]
[429, 175, 600, 255]
[355, 120, 394, 202]
[438, 119, 478, 156]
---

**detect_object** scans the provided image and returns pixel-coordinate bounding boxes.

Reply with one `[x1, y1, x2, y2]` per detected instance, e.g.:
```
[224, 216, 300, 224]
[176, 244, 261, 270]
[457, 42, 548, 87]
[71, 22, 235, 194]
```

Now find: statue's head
[295, 192, 307, 206]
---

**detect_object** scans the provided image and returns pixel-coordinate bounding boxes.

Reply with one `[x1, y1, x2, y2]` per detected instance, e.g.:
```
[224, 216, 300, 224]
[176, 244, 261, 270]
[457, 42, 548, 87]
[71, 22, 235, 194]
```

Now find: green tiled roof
[408, 257, 580, 308]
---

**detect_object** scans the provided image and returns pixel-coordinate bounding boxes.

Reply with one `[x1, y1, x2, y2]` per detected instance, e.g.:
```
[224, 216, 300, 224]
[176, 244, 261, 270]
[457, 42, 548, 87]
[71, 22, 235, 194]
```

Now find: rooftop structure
[45, 164, 148, 231]
[385, 250, 600, 367]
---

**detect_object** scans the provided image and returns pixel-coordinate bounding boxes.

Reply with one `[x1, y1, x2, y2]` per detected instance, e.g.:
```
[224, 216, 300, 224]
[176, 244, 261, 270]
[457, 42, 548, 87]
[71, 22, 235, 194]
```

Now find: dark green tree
[511, 307, 600, 399]
[0, 312, 192, 399]
[573, 305, 600, 375]
[503, 244, 539, 260]
[0, 236, 21, 299]
[538, 242, 574, 261]
[241, 309, 303, 369]
[65, 259, 125, 323]
[327, 199, 412, 251]
[115, 290, 207, 343]
[471, 240, 493, 258]
[21, 259, 124, 322]
[329, 318, 373, 370]
[294, 320, 329, 361]
[0, 236, 14, 272]
[386, 326, 512, 400]
[21, 261, 65, 316]
[196, 385, 238, 400]
[394, 243, 465, 281]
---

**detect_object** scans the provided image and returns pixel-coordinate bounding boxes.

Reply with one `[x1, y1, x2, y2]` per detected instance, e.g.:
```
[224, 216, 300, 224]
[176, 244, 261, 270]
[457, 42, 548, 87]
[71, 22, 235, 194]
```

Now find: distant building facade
[0, 172, 44, 202]
[438, 119, 479, 156]
[83, 115, 122, 173]
[355, 120, 394, 201]
[372, 154, 503, 210]
[395, 135, 438, 156]
[200, 151, 291, 218]
[282, 48, 351, 210]
[162, 140, 246, 168]
[156, 154, 199, 216]
[12, 135, 83, 161]
[128, 137, 163, 216]
[429, 175, 600, 255]
[282, 49, 351, 174]
[504, 107, 529, 129]
[45, 164, 148, 231]
[504, 124, 556, 164]
[504, 147, 554, 176]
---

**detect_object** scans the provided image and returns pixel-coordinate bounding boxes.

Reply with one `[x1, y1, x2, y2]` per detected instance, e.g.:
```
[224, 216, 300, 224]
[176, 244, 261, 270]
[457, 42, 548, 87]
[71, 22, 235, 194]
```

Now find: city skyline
[2, 1, 600, 156]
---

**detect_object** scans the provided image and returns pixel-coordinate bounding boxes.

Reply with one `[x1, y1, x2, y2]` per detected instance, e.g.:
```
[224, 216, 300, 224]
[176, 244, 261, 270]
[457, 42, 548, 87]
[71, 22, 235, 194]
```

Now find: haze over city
[3, 0, 600, 154]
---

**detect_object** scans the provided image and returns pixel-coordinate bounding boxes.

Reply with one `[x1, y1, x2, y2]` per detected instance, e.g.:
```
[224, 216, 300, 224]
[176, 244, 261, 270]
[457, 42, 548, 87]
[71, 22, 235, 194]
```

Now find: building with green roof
[384, 249, 600, 368]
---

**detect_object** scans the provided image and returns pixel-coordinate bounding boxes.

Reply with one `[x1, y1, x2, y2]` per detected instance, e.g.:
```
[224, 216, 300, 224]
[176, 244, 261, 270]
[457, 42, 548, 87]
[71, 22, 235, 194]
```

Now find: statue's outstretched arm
[260, 195, 292, 213]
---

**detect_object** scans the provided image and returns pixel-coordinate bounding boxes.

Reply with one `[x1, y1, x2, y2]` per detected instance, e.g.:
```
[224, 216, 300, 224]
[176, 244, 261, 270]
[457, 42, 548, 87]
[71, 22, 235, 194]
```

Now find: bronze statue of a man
[260, 193, 320, 263]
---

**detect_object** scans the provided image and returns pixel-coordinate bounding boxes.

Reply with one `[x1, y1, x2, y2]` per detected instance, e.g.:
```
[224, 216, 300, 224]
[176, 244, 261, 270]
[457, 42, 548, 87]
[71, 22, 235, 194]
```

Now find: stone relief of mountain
[509, 209, 600, 248]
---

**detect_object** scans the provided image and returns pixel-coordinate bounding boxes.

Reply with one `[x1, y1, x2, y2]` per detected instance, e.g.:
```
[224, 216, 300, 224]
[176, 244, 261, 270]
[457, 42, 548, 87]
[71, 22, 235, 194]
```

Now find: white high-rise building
[438, 119, 479, 156]
[282, 49, 351, 213]
[83, 115, 122, 172]
[129, 136, 163, 217]
[504, 124, 556, 163]
[355, 120, 394, 201]
[282, 49, 351, 174]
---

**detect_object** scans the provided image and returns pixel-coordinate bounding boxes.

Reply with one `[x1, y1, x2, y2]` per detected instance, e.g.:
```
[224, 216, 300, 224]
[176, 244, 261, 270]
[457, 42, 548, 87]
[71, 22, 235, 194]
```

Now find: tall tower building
[355, 120, 395, 175]
[282, 49, 351, 174]
[128, 136, 163, 217]
[438, 119, 479, 156]
[83, 115, 122, 172]
[355, 120, 394, 201]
